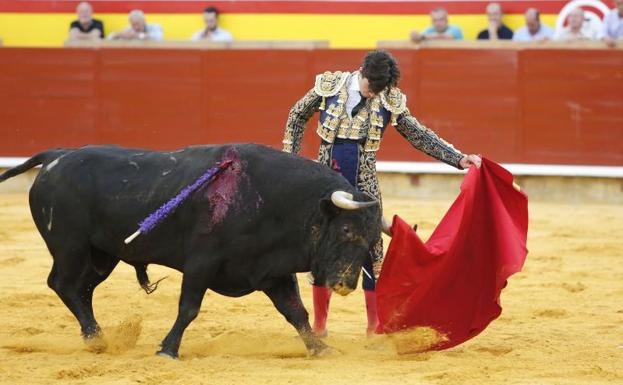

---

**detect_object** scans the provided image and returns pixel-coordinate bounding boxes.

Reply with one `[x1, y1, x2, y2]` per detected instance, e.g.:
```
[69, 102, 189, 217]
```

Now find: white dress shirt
[345, 72, 363, 119]
[191, 27, 233, 42]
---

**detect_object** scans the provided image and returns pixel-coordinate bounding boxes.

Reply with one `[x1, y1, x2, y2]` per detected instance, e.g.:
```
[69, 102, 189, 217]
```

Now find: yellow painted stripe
[0, 13, 559, 48]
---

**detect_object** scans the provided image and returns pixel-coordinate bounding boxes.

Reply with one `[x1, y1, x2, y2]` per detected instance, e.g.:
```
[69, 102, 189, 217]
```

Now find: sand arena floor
[0, 192, 621, 385]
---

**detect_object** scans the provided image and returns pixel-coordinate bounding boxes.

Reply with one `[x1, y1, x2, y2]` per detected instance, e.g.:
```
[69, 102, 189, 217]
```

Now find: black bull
[0, 144, 382, 358]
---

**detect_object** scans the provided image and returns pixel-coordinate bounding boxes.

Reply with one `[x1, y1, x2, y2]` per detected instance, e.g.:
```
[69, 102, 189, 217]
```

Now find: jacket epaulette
[380, 87, 407, 115]
[314, 71, 351, 97]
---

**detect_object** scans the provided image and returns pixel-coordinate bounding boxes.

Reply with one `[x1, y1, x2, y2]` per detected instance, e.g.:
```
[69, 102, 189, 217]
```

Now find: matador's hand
[459, 154, 482, 169]
[381, 216, 392, 237]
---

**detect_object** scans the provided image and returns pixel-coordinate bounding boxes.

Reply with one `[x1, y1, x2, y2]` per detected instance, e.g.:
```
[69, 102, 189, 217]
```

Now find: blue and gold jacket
[282, 71, 464, 201]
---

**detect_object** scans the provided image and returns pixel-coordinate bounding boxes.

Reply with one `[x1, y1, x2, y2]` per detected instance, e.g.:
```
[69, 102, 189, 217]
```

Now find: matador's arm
[380, 87, 464, 169]
[282, 88, 321, 154]
[395, 110, 465, 169]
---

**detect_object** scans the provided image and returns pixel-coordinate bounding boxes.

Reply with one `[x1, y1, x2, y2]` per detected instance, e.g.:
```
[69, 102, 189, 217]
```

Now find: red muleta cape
[376, 158, 528, 350]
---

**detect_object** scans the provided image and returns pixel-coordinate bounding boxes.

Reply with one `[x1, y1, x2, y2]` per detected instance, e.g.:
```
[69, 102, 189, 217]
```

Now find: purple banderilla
[124, 159, 233, 244]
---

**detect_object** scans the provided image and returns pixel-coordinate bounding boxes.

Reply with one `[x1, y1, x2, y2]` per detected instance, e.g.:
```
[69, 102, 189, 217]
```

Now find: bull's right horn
[331, 191, 378, 210]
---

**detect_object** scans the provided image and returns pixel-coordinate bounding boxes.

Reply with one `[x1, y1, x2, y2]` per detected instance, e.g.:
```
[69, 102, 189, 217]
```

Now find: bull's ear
[320, 198, 341, 218]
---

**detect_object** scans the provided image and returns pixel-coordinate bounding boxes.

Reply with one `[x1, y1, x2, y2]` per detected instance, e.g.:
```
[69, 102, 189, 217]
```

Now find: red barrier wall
[0, 48, 621, 165]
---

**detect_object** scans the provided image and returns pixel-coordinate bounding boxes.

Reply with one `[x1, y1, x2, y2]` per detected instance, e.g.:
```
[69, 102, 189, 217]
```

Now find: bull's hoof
[82, 326, 103, 340]
[309, 344, 339, 357]
[308, 341, 339, 357]
[156, 350, 179, 360]
[84, 333, 107, 353]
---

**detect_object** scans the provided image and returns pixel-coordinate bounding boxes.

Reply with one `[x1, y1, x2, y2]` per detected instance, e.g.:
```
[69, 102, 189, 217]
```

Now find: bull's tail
[0, 149, 71, 183]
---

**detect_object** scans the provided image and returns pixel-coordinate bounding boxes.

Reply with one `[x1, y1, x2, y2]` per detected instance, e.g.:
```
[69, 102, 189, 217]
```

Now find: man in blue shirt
[410, 8, 464, 42]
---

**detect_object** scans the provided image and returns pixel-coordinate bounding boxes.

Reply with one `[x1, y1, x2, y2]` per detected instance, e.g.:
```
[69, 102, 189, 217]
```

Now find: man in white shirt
[554, 7, 601, 41]
[192, 6, 234, 42]
[513, 8, 554, 41]
[109, 9, 163, 41]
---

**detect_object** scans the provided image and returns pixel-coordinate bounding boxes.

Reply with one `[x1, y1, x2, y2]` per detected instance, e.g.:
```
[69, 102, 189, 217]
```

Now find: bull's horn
[331, 191, 378, 210]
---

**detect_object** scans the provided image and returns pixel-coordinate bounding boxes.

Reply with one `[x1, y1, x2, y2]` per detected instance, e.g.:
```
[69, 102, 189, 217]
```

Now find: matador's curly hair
[361, 50, 401, 94]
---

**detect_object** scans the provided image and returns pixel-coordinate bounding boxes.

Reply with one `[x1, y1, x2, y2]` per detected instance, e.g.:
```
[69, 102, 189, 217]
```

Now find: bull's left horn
[331, 191, 378, 210]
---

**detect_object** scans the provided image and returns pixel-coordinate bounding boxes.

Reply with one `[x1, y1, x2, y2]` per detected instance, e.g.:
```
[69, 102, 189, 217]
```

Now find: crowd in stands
[68, 3, 233, 43]
[67, 1, 623, 46]
[408, 0, 622, 45]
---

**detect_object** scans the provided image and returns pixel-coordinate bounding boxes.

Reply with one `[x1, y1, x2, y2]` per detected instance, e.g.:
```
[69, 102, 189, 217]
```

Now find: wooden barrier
[0, 47, 621, 165]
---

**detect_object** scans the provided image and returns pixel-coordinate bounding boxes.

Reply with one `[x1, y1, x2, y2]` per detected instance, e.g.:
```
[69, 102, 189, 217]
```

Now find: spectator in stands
[554, 8, 600, 41]
[602, 0, 623, 46]
[477, 3, 514, 40]
[192, 6, 233, 42]
[68, 2, 104, 40]
[410, 8, 464, 42]
[513, 8, 554, 41]
[109, 10, 163, 41]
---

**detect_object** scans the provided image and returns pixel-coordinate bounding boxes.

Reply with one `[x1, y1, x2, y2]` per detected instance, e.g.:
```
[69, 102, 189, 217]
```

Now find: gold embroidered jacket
[283, 71, 465, 275]
[283, 71, 465, 202]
